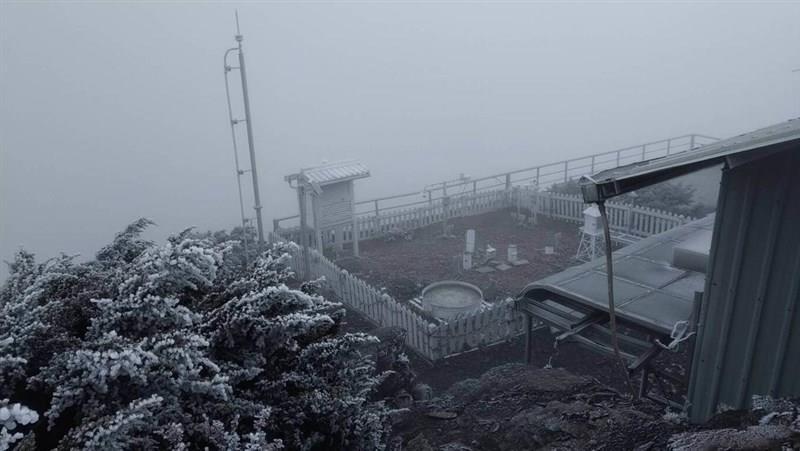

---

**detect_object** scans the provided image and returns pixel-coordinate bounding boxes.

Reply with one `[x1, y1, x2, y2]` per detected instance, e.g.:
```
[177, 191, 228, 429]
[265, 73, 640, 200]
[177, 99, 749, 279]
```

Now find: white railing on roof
[273, 133, 716, 245]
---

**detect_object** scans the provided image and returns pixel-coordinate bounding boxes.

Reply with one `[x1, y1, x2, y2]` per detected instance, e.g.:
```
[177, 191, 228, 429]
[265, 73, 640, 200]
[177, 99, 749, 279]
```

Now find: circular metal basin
[421, 281, 483, 320]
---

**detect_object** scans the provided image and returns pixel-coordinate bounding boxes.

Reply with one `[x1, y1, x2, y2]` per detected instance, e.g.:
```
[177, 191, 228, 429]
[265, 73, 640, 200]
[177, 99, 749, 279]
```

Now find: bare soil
[392, 363, 680, 451]
[336, 209, 582, 303]
[391, 362, 799, 451]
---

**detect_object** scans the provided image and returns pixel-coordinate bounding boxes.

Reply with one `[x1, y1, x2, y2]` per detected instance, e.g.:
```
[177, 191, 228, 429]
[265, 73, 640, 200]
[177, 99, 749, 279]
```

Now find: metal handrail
[274, 133, 718, 230]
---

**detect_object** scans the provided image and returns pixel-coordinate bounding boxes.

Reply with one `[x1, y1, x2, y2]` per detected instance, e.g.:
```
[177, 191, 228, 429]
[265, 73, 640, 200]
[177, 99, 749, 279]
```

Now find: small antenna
[235, 10, 242, 38]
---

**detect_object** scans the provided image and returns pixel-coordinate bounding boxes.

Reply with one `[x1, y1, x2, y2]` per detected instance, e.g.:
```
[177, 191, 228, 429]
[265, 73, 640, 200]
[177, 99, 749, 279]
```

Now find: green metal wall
[688, 146, 800, 422]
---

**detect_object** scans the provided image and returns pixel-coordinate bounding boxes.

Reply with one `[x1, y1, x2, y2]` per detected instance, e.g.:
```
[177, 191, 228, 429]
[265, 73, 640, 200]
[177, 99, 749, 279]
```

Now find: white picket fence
[528, 191, 691, 237]
[291, 246, 526, 362]
[350, 188, 510, 242]
[277, 188, 691, 246]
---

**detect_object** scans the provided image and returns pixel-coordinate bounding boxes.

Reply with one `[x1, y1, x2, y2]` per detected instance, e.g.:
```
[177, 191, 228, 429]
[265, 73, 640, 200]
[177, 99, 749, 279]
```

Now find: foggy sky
[2, 1, 799, 278]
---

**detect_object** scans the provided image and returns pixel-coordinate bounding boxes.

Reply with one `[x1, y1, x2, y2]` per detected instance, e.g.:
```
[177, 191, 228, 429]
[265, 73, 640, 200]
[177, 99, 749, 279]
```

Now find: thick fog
[1, 2, 799, 278]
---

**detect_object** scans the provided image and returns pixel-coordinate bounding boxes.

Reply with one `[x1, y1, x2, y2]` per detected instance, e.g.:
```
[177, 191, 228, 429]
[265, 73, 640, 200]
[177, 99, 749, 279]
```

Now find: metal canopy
[580, 118, 800, 202]
[519, 215, 713, 335]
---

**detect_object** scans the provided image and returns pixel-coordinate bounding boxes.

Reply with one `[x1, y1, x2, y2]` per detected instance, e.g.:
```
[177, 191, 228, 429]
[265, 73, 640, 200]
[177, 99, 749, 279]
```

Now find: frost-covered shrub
[117, 228, 229, 301]
[0, 400, 39, 451]
[0, 220, 391, 450]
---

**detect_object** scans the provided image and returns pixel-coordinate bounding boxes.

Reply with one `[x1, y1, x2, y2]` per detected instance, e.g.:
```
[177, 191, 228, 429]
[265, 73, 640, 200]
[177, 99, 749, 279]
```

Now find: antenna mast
[223, 11, 266, 252]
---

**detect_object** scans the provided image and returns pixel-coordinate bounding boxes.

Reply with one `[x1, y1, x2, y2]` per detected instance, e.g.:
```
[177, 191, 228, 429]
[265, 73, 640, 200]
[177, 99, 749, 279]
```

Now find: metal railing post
[590, 155, 596, 174]
[472, 180, 477, 209]
[564, 161, 568, 183]
[690, 135, 696, 149]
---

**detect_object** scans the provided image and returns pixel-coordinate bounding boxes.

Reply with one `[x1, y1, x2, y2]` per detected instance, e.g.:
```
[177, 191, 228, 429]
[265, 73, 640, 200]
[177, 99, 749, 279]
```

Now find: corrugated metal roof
[300, 160, 370, 186]
[519, 215, 714, 336]
[580, 118, 800, 202]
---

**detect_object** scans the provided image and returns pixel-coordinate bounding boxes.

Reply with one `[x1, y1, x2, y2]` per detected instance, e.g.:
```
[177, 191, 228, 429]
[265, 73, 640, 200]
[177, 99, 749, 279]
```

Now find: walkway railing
[273, 133, 717, 243]
[275, 189, 692, 246]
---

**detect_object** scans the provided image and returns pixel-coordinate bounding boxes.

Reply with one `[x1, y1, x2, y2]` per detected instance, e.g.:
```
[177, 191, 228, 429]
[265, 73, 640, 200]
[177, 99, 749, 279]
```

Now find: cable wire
[598, 201, 636, 397]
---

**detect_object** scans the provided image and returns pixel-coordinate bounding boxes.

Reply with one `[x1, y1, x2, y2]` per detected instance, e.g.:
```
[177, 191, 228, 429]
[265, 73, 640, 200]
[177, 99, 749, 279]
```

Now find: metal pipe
[237, 31, 266, 248]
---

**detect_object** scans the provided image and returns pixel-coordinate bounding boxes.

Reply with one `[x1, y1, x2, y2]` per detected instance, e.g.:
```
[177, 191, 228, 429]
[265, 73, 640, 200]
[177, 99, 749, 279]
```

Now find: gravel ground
[336, 209, 582, 303]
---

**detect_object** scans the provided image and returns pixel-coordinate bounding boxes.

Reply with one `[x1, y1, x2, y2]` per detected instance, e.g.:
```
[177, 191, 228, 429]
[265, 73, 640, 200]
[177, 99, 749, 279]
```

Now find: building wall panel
[689, 146, 800, 421]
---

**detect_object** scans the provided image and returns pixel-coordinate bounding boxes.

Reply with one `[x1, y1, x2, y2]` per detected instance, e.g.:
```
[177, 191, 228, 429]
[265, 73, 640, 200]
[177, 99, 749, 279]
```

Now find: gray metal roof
[297, 160, 370, 186]
[519, 215, 714, 336]
[580, 118, 800, 202]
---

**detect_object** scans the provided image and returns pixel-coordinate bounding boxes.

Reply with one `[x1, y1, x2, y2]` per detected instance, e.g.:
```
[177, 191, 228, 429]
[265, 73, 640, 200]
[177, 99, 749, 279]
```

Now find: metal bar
[555, 313, 607, 343]
[628, 345, 661, 372]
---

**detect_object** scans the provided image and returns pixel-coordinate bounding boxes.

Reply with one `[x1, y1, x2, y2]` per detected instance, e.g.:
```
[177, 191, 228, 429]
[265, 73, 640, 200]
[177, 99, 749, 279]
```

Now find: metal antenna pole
[223, 48, 250, 265]
[236, 14, 266, 247]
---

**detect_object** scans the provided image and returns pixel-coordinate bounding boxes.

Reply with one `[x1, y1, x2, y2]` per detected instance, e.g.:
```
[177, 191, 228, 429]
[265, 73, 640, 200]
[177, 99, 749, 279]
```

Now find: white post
[312, 194, 323, 253]
[350, 182, 360, 257]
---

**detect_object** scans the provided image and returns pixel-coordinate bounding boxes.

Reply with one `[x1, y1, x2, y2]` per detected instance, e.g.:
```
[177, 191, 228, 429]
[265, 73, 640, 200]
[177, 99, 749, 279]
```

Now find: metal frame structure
[223, 12, 265, 257]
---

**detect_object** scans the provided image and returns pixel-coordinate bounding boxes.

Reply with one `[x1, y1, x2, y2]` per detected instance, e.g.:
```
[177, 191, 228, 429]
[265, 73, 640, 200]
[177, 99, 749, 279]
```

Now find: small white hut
[285, 160, 370, 256]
